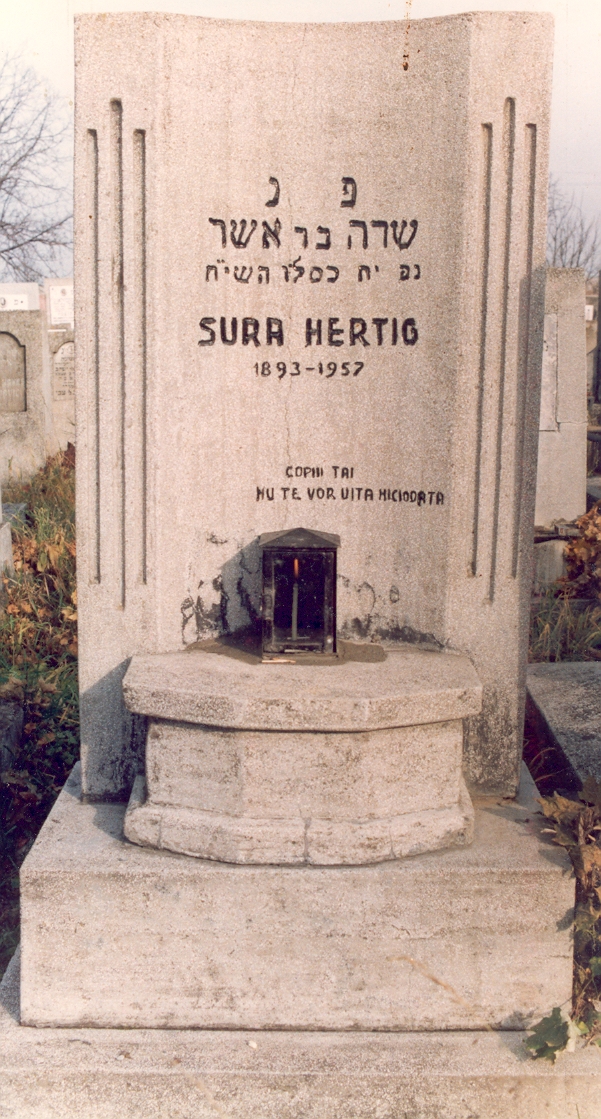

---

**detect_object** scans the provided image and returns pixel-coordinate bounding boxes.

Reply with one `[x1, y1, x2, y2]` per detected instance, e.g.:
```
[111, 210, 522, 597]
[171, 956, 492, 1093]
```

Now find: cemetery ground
[0, 453, 601, 1056]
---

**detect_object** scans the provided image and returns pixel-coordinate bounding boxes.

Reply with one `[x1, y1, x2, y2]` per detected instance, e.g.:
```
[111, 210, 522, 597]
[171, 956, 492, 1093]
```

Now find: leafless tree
[0, 55, 72, 282]
[547, 176, 601, 277]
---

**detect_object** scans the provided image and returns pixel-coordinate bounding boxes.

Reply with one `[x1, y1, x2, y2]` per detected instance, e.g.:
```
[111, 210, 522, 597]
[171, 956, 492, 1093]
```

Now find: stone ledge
[20, 765, 573, 1030]
[122, 646, 483, 731]
[3, 952, 601, 1119]
[124, 772, 475, 865]
[527, 662, 601, 786]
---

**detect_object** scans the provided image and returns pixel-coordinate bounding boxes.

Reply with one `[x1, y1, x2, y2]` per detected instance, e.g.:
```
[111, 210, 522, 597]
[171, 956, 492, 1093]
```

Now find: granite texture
[20, 764, 573, 1030]
[123, 647, 478, 863]
[2, 949, 601, 1119]
[74, 11, 553, 799]
[527, 662, 601, 785]
[3, 949, 601, 1119]
[124, 771, 475, 865]
[535, 268, 588, 529]
[122, 647, 483, 731]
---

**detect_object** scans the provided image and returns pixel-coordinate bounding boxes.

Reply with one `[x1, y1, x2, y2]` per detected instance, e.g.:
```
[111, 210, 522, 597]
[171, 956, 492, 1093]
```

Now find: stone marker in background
[534, 267, 588, 589]
[6, 12, 596, 1117]
[527, 661, 601, 787]
[44, 278, 75, 450]
[0, 283, 53, 481]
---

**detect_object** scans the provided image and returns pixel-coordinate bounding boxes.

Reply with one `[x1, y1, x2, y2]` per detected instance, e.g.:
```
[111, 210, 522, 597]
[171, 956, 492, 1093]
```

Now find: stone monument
[3, 11, 599, 1116]
[0, 283, 53, 481]
[44, 277, 75, 450]
[534, 267, 588, 589]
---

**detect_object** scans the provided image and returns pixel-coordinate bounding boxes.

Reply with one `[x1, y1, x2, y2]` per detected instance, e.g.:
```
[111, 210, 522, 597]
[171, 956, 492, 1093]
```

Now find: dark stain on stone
[236, 572, 260, 628]
[181, 581, 227, 642]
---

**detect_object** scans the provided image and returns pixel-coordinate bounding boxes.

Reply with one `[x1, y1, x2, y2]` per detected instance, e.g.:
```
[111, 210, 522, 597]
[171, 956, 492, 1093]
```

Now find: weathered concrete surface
[527, 662, 601, 785]
[74, 12, 553, 800]
[3, 952, 601, 1119]
[123, 647, 482, 731]
[20, 765, 573, 1030]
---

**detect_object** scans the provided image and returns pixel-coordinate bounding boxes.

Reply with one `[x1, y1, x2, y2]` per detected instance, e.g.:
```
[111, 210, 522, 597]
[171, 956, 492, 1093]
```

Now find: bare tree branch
[0, 55, 72, 282]
[547, 176, 601, 277]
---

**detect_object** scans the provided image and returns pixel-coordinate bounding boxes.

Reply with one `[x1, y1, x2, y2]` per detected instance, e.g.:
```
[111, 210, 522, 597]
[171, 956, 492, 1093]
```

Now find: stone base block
[125, 767, 475, 865]
[3, 953, 601, 1119]
[20, 765, 573, 1030]
[124, 648, 480, 863]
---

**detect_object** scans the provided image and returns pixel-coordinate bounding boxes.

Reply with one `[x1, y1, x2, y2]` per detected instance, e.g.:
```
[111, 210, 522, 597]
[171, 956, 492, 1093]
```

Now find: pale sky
[1, 0, 600, 220]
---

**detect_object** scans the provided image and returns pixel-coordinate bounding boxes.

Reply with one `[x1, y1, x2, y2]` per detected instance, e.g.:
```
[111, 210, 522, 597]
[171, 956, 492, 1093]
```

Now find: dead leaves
[529, 777, 601, 1057]
[539, 780, 601, 891]
[560, 503, 601, 601]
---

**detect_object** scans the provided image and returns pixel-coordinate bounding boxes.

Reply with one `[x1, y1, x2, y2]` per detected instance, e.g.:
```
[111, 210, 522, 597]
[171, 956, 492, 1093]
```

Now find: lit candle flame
[293, 557, 299, 579]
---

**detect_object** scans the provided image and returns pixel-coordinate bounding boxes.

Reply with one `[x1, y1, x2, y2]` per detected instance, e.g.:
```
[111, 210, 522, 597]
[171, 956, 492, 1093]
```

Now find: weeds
[526, 778, 601, 1060]
[529, 592, 601, 663]
[0, 448, 78, 976]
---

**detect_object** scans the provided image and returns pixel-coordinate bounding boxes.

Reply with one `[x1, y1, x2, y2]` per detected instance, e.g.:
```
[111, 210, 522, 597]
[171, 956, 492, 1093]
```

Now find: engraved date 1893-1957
[254, 360, 364, 379]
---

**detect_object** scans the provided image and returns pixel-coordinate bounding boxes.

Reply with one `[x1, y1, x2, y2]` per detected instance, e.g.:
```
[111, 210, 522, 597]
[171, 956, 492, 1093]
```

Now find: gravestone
[535, 268, 587, 527]
[74, 10, 551, 802]
[6, 12, 598, 1117]
[534, 268, 588, 588]
[44, 278, 75, 450]
[0, 283, 52, 481]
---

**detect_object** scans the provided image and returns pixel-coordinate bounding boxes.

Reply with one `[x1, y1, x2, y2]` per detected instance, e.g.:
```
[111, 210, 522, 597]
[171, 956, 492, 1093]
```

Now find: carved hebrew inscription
[203, 178, 420, 288]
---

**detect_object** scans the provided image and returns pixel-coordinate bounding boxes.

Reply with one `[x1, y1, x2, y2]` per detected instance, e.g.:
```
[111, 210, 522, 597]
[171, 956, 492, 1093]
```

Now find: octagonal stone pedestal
[123, 645, 481, 865]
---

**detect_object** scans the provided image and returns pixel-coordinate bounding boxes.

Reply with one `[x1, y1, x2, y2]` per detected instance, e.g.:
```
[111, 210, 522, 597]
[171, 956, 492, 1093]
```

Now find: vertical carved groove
[488, 97, 516, 602]
[471, 123, 493, 576]
[111, 100, 126, 607]
[511, 124, 537, 578]
[134, 129, 148, 584]
[88, 128, 101, 584]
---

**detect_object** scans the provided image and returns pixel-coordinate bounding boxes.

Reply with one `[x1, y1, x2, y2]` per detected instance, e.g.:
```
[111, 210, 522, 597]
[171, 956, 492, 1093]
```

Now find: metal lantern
[258, 528, 340, 658]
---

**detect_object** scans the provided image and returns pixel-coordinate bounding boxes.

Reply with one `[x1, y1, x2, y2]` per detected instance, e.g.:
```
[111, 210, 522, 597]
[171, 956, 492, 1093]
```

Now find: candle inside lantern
[291, 556, 299, 640]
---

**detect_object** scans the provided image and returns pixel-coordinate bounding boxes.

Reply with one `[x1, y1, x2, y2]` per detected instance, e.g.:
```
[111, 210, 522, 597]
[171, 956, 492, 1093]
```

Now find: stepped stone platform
[2, 951, 601, 1119]
[20, 765, 572, 1031]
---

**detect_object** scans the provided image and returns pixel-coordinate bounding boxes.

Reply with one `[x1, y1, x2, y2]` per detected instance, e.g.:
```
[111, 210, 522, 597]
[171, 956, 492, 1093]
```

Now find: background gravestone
[535, 267, 587, 529]
[44, 278, 75, 450]
[533, 267, 588, 588]
[74, 11, 552, 800]
[0, 283, 52, 481]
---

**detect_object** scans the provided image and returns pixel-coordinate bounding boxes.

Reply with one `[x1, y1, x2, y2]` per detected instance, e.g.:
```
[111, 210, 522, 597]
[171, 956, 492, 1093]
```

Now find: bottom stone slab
[20, 765, 573, 1031]
[2, 952, 601, 1119]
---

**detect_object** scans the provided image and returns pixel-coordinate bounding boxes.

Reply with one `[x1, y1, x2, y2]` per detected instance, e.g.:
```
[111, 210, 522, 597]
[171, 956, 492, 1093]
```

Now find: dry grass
[0, 448, 78, 975]
[529, 592, 601, 663]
